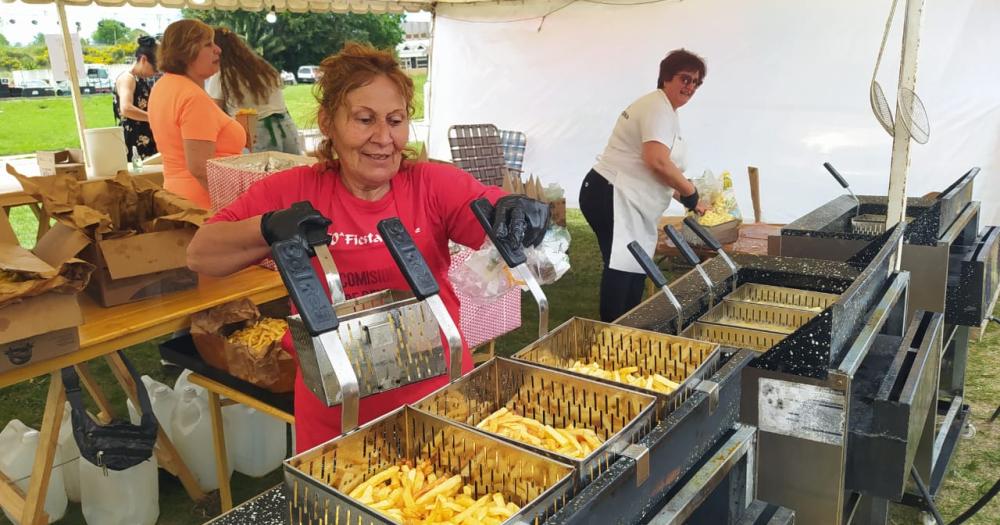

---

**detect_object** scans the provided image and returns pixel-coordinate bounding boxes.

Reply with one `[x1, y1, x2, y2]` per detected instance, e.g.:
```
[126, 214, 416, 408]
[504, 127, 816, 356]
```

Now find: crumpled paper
[0, 244, 94, 308]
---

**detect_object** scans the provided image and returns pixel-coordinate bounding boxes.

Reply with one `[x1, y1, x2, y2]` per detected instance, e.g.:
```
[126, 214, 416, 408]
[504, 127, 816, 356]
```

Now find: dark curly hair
[136, 35, 158, 70]
[656, 49, 707, 89]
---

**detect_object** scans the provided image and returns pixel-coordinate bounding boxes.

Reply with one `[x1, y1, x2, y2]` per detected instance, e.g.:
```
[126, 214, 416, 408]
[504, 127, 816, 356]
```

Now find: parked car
[280, 70, 297, 85]
[85, 66, 112, 93]
[21, 80, 55, 98]
[55, 80, 97, 96]
[297, 65, 321, 83]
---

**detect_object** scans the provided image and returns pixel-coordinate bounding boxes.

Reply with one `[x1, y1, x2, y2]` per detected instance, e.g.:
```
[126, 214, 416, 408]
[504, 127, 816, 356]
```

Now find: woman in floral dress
[113, 35, 159, 162]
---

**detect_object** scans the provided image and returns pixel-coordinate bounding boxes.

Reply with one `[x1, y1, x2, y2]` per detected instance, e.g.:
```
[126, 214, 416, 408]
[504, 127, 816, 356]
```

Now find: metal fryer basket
[850, 214, 912, 235]
[289, 289, 447, 404]
[284, 406, 575, 525]
[697, 300, 819, 335]
[510, 317, 721, 418]
[681, 322, 786, 352]
[725, 283, 840, 312]
[415, 357, 657, 483]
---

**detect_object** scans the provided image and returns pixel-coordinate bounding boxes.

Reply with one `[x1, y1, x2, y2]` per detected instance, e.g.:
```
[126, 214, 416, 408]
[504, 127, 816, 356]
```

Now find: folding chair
[498, 129, 527, 172]
[447, 124, 508, 187]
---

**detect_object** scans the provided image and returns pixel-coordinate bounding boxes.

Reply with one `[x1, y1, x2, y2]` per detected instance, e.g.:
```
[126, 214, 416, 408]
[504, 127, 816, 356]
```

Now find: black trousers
[579, 169, 647, 322]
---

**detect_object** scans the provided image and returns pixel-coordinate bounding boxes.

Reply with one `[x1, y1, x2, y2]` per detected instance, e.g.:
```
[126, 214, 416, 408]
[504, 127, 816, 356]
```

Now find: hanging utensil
[663, 225, 716, 310]
[627, 240, 685, 334]
[897, 86, 930, 144]
[870, 0, 931, 144]
[870, 0, 899, 136]
[470, 198, 550, 337]
[376, 218, 464, 381]
[824, 162, 861, 217]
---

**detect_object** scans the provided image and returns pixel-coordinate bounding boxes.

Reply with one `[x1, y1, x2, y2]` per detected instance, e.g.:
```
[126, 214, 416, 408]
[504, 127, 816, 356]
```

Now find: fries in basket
[568, 360, 680, 395]
[476, 407, 603, 459]
[346, 459, 520, 525]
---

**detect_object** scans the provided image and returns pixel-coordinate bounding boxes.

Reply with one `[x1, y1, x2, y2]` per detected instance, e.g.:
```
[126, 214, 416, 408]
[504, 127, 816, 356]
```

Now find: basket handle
[682, 217, 722, 251]
[271, 237, 339, 336]
[627, 241, 667, 288]
[664, 225, 702, 266]
[377, 218, 440, 301]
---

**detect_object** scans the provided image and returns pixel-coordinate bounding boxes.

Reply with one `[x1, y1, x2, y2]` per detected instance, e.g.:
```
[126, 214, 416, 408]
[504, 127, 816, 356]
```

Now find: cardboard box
[37, 149, 86, 180]
[15, 171, 207, 308]
[0, 245, 90, 373]
[549, 198, 567, 227]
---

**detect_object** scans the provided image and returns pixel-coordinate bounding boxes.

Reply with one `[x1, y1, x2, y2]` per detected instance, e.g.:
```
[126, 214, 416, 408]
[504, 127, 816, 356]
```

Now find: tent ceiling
[2, 0, 440, 14]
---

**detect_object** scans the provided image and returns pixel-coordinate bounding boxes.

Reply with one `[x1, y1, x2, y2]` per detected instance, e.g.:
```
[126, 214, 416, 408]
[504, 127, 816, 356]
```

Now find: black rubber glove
[491, 195, 550, 249]
[260, 201, 332, 249]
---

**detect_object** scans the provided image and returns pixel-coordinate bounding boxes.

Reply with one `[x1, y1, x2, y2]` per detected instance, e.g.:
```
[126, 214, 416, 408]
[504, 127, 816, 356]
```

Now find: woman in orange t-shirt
[149, 20, 246, 209]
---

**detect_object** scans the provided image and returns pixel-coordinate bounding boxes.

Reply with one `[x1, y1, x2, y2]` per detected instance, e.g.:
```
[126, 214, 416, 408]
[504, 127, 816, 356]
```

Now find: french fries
[227, 317, 287, 358]
[568, 360, 681, 394]
[476, 408, 603, 459]
[344, 459, 520, 525]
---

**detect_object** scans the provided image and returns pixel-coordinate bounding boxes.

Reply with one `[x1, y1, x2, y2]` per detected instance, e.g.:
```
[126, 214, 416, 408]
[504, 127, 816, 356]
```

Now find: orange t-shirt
[148, 73, 246, 208]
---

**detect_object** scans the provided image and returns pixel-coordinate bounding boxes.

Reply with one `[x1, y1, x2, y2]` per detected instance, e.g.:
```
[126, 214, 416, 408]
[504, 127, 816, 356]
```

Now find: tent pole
[55, 0, 89, 167]
[885, 0, 924, 271]
[424, 8, 436, 152]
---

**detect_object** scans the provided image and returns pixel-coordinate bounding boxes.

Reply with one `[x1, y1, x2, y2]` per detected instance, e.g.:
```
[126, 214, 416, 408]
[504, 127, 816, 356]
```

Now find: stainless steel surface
[837, 273, 909, 377]
[425, 294, 463, 381]
[313, 246, 347, 304]
[513, 264, 550, 337]
[284, 406, 575, 525]
[694, 379, 720, 415]
[850, 214, 911, 235]
[658, 284, 685, 335]
[621, 444, 650, 486]
[682, 322, 786, 353]
[933, 395, 963, 466]
[649, 425, 757, 525]
[511, 317, 720, 419]
[319, 331, 359, 431]
[287, 290, 448, 405]
[726, 283, 839, 312]
[415, 357, 657, 483]
[698, 300, 819, 335]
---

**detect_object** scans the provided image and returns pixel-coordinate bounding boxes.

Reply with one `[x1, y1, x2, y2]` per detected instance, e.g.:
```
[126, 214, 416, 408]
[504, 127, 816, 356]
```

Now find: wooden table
[0, 267, 286, 525]
[656, 217, 784, 258]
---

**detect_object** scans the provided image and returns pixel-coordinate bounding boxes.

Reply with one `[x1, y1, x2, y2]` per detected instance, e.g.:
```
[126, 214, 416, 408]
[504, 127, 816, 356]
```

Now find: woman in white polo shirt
[580, 49, 708, 322]
[206, 27, 301, 154]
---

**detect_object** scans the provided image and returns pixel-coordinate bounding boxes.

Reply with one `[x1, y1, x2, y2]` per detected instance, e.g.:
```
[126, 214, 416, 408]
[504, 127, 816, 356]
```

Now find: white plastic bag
[524, 226, 571, 286]
[691, 170, 741, 225]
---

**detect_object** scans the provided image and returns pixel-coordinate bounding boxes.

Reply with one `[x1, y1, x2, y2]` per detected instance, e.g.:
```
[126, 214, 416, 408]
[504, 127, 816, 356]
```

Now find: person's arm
[182, 139, 216, 189]
[115, 74, 149, 122]
[187, 216, 269, 276]
[641, 141, 708, 214]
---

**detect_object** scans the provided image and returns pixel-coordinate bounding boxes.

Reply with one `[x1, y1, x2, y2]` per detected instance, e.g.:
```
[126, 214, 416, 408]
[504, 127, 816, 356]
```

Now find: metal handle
[470, 198, 527, 267]
[271, 238, 339, 336]
[376, 218, 463, 381]
[682, 217, 722, 251]
[664, 225, 702, 267]
[627, 241, 667, 288]
[377, 218, 440, 301]
[823, 162, 850, 189]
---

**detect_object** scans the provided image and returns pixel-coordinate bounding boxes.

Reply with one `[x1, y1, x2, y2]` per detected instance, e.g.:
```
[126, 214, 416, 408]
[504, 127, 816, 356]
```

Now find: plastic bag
[691, 170, 741, 225]
[451, 226, 572, 304]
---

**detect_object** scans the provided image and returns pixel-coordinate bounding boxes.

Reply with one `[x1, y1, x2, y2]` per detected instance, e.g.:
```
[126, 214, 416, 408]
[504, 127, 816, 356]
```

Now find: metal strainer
[871, 0, 930, 144]
[870, 0, 899, 136]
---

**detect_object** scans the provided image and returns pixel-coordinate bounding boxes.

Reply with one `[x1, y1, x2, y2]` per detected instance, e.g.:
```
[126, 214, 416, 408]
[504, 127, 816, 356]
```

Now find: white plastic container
[170, 386, 233, 491]
[225, 406, 287, 477]
[79, 455, 159, 525]
[0, 420, 68, 524]
[174, 369, 208, 402]
[83, 126, 128, 179]
[55, 402, 81, 502]
[128, 375, 179, 442]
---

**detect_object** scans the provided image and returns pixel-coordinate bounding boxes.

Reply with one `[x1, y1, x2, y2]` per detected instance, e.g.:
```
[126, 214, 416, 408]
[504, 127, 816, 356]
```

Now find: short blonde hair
[157, 19, 214, 75]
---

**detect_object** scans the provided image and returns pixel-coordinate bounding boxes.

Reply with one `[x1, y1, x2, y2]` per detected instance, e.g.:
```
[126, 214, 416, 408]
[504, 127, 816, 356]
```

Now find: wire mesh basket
[725, 283, 840, 312]
[415, 357, 657, 484]
[511, 317, 721, 419]
[284, 406, 575, 525]
[681, 322, 787, 352]
[697, 301, 818, 335]
[850, 214, 912, 236]
[288, 289, 447, 404]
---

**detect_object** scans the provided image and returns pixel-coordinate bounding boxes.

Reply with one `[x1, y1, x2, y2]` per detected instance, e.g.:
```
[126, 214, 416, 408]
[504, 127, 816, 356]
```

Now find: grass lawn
[0, 73, 427, 157]
[1, 209, 998, 524]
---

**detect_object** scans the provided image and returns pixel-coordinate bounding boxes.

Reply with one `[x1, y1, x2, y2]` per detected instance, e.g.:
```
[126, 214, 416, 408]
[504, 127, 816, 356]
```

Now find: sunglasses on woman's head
[676, 73, 703, 88]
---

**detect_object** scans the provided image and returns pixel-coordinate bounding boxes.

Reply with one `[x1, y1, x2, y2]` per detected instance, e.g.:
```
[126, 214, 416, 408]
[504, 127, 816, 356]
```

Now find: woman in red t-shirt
[186, 43, 548, 452]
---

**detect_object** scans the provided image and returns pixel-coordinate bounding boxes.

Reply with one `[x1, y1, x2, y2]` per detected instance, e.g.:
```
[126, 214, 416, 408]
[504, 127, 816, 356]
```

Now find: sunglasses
[676, 73, 703, 88]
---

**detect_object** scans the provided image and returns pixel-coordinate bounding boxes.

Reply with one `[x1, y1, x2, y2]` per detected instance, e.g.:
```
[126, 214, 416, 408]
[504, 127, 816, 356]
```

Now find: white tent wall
[427, 0, 1000, 225]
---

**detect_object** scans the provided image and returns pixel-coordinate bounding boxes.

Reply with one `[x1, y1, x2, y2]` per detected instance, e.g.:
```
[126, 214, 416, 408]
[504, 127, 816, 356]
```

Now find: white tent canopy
[426, 0, 1000, 226]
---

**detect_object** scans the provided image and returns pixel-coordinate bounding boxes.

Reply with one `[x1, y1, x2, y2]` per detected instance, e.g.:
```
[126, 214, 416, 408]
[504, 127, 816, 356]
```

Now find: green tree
[92, 19, 132, 45]
[0, 33, 10, 47]
[32, 33, 45, 46]
[182, 9, 404, 73]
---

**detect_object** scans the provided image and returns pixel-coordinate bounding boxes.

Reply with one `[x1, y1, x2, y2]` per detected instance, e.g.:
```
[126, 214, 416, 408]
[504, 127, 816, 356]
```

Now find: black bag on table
[61, 350, 158, 472]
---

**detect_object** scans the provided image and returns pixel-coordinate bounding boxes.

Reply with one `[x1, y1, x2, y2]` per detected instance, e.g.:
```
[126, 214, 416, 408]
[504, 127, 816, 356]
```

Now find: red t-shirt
[209, 161, 505, 451]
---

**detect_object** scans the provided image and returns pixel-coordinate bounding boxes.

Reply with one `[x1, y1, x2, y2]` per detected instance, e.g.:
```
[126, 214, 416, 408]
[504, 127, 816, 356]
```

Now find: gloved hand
[491, 195, 550, 249]
[260, 201, 332, 249]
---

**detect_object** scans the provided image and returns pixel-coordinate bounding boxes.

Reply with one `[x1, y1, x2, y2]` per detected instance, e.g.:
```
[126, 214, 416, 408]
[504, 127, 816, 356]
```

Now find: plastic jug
[174, 369, 208, 402]
[55, 402, 81, 502]
[225, 406, 287, 477]
[128, 375, 178, 442]
[0, 420, 68, 524]
[79, 455, 159, 525]
[170, 386, 233, 491]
